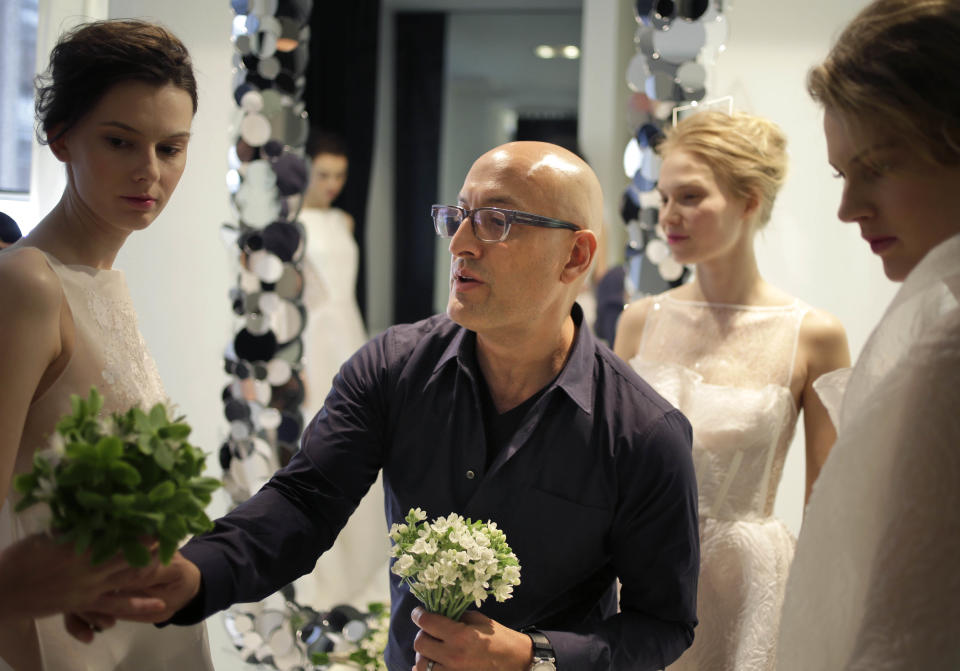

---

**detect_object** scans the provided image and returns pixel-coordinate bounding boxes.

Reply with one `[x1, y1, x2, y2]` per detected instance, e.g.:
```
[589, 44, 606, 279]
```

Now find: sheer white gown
[295, 207, 391, 611]
[630, 295, 807, 671]
[778, 234, 960, 670]
[0, 249, 213, 671]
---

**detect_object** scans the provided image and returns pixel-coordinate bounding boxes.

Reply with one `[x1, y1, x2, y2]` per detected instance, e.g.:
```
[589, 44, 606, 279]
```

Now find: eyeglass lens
[435, 207, 507, 241]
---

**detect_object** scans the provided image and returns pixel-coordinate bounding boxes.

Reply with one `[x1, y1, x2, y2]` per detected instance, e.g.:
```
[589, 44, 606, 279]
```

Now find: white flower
[419, 562, 441, 588]
[392, 554, 415, 577]
[502, 564, 521, 584]
[491, 579, 514, 602]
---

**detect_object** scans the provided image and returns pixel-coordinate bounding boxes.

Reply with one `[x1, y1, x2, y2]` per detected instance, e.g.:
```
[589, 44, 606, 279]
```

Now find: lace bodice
[631, 296, 807, 521]
[14, 252, 165, 478]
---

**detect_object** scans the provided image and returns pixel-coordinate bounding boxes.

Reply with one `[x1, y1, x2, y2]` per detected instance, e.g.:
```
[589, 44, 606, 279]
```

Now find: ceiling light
[562, 45, 580, 59]
[535, 45, 556, 59]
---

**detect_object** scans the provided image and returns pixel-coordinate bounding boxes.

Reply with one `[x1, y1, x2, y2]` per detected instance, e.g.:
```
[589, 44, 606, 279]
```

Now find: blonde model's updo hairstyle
[657, 110, 788, 228]
[807, 0, 960, 167]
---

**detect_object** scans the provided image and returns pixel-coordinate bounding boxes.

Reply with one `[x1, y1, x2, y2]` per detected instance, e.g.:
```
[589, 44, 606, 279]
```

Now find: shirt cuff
[541, 629, 597, 669]
[165, 539, 233, 625]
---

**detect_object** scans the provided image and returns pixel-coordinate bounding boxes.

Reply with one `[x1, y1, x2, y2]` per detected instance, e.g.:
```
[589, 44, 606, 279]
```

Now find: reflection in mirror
[677, 0, 709, 20]
[652, 16, 706, 63]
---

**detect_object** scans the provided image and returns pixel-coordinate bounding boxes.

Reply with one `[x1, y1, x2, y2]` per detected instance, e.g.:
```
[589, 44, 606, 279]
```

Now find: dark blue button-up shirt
[178, 305, 699, 670]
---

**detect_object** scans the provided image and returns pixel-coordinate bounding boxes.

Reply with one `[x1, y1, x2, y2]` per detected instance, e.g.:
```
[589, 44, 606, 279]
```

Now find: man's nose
[448, 216, 480, 257]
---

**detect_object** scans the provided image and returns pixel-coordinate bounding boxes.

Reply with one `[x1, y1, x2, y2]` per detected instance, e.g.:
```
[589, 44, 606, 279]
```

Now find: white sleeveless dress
[295, 208, 391, 611]
[630, 295, 806, 671]
[0, 250, 213, 671]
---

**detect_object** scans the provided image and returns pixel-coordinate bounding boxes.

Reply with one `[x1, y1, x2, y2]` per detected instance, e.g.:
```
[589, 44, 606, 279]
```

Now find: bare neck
[475, 314, 576, 414]
[687, 240, 765, 306]
[25, 190, 129, 269]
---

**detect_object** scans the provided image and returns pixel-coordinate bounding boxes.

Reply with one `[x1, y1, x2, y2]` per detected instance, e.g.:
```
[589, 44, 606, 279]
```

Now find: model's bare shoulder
[613, 294, 657, 361]
[0, 247, 63, 322]
[799, 306, 850, 378]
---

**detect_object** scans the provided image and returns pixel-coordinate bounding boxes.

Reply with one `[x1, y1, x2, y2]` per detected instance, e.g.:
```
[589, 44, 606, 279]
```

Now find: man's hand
[62, 550, 202, 643]
[0, 533, 167, 622]
[410, 607, 533, 671]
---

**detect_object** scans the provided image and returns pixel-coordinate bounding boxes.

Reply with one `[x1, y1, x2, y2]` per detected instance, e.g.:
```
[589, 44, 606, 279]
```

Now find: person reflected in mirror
[0, 19, 214, 671]
[107, 141, 700, 671]
[298, 129, 368, 418]
[614, 109, 850, 671]
[777, 1, 960, 668]
[292, 127, 391, 615]
[0, 213, 22, 250]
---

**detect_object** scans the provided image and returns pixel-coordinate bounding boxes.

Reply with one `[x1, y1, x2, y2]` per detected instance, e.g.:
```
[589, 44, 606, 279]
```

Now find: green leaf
[76, 490, 108, 510]
[96, 435, 124, 462]
[109, 461, 142, 488]
[147, 480, 176, 502]
[158, 537, 178, 564]
[154, 442, 175, 471]
[188, 477, 222, 495]
[130, 509, 165, 526]
[110, 493, 137, 510]
[87, 387, 104, 416]
[13, 472, 38, 495]
[310, 652, 330, 665]
[161, 515, 187, 541]
[136, 435, 153, 455]
[121, 541, 151, 567]
[158, 423, 191, 440]
[149, 403, 168, 428]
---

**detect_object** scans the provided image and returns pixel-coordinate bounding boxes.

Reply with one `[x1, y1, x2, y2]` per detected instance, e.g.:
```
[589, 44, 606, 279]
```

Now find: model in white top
[615, 110, 850, 671]
[0, 20, 213, 671]
[778, 1, 960, 667]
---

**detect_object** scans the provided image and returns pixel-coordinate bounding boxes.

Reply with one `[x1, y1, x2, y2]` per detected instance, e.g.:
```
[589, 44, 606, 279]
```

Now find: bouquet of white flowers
[389, 508, 521, 621]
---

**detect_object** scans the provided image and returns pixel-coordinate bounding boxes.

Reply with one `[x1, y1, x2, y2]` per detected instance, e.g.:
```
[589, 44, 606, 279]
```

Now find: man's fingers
[107, 561, 162, 589]
[411, 607, 461, 639]
[90, 593, 168, 620]
[412, 628, 446, 667]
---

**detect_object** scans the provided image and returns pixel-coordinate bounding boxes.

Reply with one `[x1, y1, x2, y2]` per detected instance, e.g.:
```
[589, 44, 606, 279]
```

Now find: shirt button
[465, 470, 476, 480]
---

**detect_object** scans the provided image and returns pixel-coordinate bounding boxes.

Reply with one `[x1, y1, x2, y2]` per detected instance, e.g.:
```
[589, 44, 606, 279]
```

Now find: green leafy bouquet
[13, 387, 220, 567]
[389, 508, 521, 621]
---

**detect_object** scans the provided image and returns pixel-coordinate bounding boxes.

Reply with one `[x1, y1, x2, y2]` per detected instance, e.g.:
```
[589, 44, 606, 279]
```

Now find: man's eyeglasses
[431, 205, 580, 243]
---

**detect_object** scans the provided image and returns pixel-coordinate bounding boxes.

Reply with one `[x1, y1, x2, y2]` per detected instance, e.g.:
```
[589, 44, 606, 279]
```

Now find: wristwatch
[525, 629, 557, 671]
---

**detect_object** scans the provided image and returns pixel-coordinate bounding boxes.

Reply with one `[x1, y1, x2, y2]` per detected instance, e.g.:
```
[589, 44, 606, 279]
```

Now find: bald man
[127, 142, 699, 670]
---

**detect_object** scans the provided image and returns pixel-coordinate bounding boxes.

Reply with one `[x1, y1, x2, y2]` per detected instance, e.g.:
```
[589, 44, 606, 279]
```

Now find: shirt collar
[433, 303, 596, 415]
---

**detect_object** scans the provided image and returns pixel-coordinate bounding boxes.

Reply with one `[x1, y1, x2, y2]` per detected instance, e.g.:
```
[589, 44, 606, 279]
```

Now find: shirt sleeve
[544, 408, 700, 670]
[845, 313, 960, 669]
[171, 335, 390, 623]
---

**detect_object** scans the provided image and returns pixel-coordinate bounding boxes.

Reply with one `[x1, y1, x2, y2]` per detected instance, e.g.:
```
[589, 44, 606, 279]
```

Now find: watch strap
[525, 629, 555, 662]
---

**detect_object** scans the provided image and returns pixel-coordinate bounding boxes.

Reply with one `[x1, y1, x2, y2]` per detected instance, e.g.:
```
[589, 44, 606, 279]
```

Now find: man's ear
[48, 125, 70, 163]
[561, 230, 598, 283]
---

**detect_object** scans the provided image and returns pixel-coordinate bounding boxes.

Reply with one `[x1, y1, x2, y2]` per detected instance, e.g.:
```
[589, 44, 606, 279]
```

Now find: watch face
[530, 662, 557, 671]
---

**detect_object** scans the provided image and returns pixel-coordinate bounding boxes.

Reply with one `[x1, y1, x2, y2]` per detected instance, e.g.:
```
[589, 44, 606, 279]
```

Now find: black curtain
[393, 12, 446, 325]
[304, 0, 381, 319]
